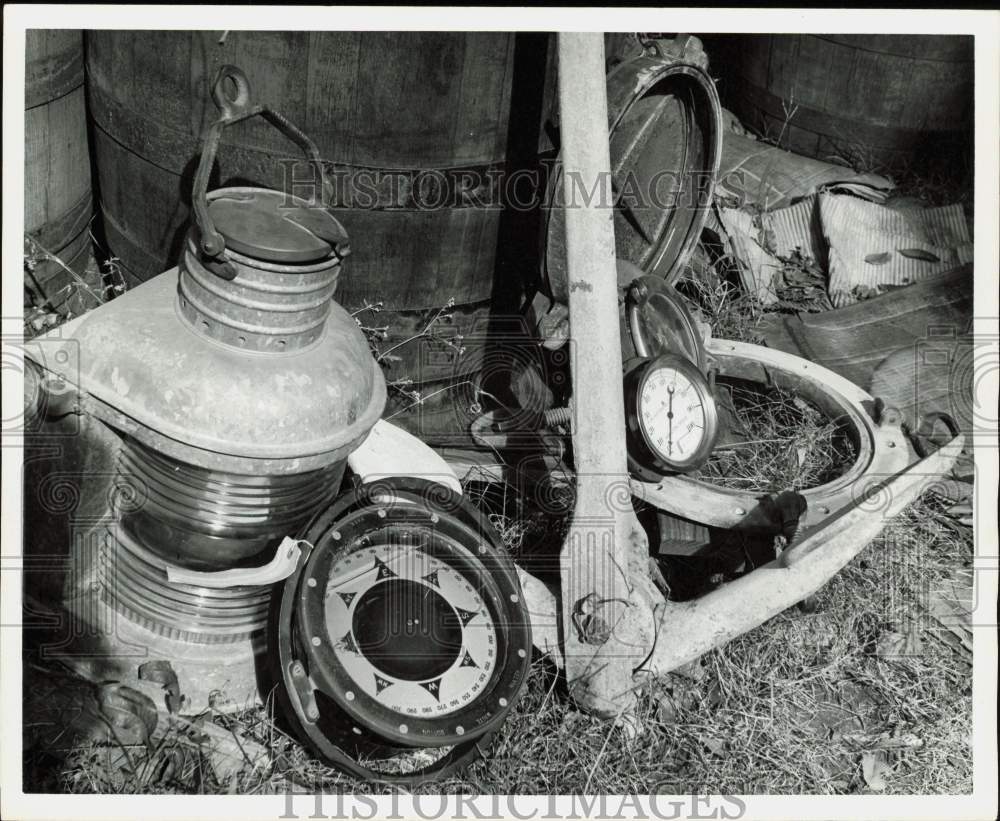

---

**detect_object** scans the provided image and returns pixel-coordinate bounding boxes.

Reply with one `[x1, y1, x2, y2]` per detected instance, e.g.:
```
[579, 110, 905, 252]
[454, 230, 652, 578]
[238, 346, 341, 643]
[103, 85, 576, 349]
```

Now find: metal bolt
[517, 648, 527, 659]
[307, 577, 317, 588]
[430, 513, 440, 524]
[399, 724, 408, 734]
[346, 691, 355, 701]
[292, 662, 304, 677]
[378, 509, 387, 519]
[455, 725, 465, 735]
[311, 636, 322, 646]
[881, 407, 903, 426]
[499, 697, 508, 707]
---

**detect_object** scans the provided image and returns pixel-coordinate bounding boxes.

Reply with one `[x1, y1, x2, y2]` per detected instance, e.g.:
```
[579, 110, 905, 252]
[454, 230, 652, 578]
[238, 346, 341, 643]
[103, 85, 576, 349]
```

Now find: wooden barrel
[86, 31, 522, 385]
[24, 30, 94, 309]
[705, 34, 973, 171]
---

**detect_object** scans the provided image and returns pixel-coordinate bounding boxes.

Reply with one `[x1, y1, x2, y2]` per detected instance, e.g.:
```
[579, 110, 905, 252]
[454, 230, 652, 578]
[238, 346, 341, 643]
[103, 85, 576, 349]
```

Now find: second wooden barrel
[86, 31, 520, 384]
[25, 29, 94, 311]
[705, 34, 973, 171]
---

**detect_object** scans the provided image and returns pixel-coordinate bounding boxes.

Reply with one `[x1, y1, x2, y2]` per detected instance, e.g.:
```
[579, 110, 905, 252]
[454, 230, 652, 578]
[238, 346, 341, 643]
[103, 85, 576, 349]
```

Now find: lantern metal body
[23, 67, 386, 705]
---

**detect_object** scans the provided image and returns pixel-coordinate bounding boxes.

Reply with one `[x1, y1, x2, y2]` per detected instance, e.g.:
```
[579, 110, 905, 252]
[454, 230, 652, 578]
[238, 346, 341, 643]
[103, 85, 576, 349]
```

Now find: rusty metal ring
[211, 65, 251, 118]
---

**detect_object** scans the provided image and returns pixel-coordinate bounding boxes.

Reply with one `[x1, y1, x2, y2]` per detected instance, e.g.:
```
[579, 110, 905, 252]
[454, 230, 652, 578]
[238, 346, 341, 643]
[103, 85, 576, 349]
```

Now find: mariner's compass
[323, 536, 498, 720]
[274, 477, 532, 781]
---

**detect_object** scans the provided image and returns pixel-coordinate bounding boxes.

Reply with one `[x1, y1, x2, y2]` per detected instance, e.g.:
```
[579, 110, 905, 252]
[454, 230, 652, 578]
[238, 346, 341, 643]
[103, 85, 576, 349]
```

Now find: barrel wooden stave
[25, 29, 85, 107]
[86, 30, 516, 379]
[86, 31, 513, 274]
[24, 29, 94, 306]
[707, 34, 973, 169]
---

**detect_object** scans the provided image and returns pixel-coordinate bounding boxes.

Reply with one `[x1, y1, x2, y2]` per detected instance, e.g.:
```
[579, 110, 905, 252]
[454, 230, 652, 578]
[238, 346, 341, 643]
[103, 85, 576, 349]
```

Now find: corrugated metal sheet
[766, 195, 823, 265]
[714, 193, 972, 309]
[822, 195, 972, 307]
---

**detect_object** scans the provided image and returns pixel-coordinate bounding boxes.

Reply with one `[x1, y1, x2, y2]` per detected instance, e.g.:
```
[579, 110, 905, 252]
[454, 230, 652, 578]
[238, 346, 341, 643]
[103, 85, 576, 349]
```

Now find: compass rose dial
[324, 539, 498, 718]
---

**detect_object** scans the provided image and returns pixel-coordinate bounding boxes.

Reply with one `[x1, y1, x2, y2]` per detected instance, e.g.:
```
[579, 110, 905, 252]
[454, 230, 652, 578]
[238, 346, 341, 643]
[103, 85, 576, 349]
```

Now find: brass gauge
[624, 353, 719, 478]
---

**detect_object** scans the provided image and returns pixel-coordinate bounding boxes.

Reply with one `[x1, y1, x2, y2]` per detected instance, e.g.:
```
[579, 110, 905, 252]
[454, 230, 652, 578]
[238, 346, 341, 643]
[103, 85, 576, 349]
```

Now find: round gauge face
[323, 538, 498, 719]
[626, 353, 718, 475]
[638, 364, 708, 463]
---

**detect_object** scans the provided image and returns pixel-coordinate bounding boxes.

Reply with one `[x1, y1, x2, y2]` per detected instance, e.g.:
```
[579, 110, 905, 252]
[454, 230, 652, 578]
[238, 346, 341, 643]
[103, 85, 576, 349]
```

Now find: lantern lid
[208, 188, 349, 264]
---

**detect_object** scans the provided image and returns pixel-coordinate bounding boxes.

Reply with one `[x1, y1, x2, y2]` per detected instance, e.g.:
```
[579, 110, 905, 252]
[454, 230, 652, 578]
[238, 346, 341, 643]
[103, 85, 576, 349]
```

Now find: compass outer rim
[299, 511, 506, 742]
[285, 480, 533, 750]
[272, 535, 490, 782]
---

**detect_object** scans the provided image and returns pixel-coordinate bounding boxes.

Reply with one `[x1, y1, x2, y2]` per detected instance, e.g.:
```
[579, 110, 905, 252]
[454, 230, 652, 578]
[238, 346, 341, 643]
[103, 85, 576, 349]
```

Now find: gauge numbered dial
[625, 353, 718, 477]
